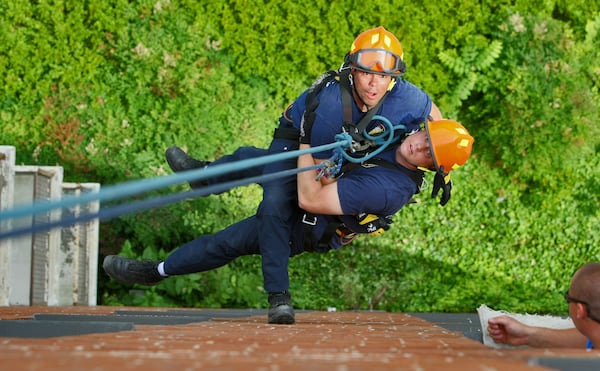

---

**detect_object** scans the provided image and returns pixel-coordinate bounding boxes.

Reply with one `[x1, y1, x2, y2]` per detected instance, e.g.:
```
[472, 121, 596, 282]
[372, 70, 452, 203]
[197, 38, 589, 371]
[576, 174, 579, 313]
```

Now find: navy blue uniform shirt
[285, 77, 431, 250]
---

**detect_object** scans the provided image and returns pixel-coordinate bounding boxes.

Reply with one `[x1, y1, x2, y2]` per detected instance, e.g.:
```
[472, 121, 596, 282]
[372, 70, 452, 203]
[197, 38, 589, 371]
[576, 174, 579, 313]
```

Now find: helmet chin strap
[349, 71, 371, 112]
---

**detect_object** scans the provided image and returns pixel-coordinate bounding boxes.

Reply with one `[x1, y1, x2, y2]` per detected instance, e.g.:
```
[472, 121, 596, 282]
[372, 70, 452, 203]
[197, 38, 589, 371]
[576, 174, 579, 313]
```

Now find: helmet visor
[347, 49, 405, 75]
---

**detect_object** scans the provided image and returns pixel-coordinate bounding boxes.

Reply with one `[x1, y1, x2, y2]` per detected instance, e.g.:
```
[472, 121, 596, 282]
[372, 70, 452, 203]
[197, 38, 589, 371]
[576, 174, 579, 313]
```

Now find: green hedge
[1, 1, 598, 314]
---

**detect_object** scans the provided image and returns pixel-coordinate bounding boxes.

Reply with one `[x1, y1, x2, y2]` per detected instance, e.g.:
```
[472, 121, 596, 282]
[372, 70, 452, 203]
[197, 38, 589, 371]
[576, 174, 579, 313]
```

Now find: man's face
[352, 70, 392, 109]
[397, 131, 435, 170]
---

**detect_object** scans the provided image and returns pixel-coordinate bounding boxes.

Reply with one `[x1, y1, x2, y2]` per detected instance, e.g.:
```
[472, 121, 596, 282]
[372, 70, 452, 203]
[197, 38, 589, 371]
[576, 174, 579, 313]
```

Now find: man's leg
[256, 137, 299, 324]
[164, 128, 300, 324]
[165, 146, 268, 189]
[162, 216, 261, 274]
[103, 216, 261, 284]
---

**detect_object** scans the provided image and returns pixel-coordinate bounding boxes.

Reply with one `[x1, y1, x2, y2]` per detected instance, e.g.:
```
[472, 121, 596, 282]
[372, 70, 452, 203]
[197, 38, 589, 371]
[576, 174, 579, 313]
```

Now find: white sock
[157, 262, 169, 277]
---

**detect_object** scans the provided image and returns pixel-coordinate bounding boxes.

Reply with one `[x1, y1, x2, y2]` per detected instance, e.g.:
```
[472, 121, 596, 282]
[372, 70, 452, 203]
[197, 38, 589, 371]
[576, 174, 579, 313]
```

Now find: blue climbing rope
[340, 115, 406, 163]
[317, 115, 407, 179]
[0, 164, 323, 240]
[0, 114, 407, 240]
[0, 140, 348, 224]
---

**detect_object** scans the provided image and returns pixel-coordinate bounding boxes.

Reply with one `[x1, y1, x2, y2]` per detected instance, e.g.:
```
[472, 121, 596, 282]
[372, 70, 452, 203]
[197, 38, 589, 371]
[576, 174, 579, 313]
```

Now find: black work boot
[103, 255, 164, 285]
[165, 146, 211, 189]
[268, 291, 295, 324]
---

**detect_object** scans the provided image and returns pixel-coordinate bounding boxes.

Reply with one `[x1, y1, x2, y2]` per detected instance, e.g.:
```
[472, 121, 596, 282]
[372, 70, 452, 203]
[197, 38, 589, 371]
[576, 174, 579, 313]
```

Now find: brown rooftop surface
[1, 306, 599, 370]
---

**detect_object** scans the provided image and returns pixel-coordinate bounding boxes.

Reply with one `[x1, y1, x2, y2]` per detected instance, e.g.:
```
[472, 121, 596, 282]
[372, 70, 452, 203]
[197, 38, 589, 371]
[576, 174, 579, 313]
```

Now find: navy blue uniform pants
[256, 137, 299, 292]
[163, 213, 306, 276]
[163, 128, 301, 293]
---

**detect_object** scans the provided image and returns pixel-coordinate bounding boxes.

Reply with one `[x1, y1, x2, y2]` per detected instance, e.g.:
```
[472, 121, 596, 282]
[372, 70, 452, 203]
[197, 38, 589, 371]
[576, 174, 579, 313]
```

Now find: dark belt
[302, 213, 318, 252]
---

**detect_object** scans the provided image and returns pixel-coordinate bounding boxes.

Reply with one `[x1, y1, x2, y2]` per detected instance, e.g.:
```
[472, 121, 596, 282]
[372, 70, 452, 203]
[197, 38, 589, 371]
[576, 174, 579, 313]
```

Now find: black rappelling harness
[298, 68, 424, 186]
[305, 69, 399, 163]
[278, 69, 425, 252]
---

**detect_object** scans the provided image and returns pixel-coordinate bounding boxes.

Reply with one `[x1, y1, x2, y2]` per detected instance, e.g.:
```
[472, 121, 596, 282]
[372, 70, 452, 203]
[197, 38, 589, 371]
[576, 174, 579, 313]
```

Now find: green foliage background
[1, 0, 598, 315]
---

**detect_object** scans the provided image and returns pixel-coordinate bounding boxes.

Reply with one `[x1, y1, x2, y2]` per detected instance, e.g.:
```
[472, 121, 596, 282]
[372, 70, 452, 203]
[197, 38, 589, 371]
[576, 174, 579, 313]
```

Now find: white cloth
[477, 304, 575, 348]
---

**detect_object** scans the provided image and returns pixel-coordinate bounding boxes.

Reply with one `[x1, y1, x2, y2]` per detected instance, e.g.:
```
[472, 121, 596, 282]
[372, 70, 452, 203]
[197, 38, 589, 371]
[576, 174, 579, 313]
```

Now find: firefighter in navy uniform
[104, 27, 466, 325]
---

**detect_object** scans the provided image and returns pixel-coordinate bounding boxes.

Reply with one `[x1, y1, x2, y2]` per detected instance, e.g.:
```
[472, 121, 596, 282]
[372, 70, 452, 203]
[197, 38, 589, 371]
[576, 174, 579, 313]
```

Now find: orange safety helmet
[345, 26, 406, 77]
[425, 119, 474, 175]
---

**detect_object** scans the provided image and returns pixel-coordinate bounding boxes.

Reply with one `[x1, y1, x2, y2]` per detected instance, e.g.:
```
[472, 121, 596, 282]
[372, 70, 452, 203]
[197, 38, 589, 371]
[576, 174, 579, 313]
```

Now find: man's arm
[488, 315, 587, 348]
[297, 143, 343, 215]
[429, 102, 443, 121]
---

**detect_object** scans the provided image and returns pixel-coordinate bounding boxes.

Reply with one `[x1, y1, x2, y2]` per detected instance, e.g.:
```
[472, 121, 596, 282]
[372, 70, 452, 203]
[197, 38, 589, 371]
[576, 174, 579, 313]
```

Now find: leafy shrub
[1, 1, 598, 314]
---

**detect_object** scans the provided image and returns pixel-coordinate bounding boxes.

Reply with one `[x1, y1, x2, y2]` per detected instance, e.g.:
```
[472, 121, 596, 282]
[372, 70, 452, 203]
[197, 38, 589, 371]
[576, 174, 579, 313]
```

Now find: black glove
[431, 170, 452, 206]
[299, 98, 319, 144]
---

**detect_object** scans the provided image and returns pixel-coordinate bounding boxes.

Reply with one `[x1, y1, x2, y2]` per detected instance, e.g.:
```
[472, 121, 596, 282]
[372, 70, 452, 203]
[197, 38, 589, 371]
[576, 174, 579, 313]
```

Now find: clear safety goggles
[346, 49, 406, 75]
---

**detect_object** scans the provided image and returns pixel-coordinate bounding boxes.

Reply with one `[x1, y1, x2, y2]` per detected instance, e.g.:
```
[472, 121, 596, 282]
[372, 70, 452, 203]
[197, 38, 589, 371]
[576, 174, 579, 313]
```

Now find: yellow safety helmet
[425, 119, 474, 175]
[345, 26, 406, 77]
